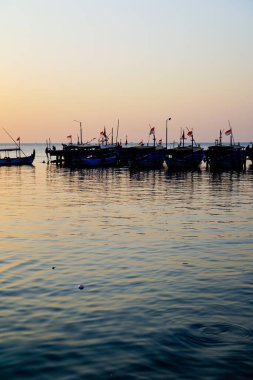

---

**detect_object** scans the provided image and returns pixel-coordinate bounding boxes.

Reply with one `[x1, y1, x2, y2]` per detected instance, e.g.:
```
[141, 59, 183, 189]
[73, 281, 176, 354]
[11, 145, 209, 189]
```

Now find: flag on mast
[225, 128, 232, 136]
[149, 127, 155, 135]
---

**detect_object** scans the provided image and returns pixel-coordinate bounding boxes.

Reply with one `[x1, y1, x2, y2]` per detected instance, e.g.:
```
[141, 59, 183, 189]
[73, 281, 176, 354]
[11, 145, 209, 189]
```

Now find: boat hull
[128, 150, 166, 169]
[206, 146, 246, 170]
[77, 155, 118, 168]
[164, 147, 204, 170]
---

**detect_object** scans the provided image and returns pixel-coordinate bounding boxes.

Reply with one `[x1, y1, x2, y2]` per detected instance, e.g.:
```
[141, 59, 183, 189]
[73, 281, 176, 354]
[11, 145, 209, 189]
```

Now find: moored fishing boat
[0, 129, 35, 166]
[164, 129, 204, 170]
[73, 145, 119, 168]
[128, 145, 166, 169]
[127, 127, 166, 169]
[0, 148, 35, 166]
[206, 126, 246, 170]
[46, 126, 120, 167]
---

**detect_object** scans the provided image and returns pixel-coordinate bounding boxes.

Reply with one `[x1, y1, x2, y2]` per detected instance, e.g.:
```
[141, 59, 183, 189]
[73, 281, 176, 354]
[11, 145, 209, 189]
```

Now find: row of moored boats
[45, 128, 253, 171]
[1, 127, 253, 170]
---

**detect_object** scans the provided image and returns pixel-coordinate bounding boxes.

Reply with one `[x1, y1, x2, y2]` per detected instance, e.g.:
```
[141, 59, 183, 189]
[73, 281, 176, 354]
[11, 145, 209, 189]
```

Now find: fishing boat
[0, 129, 35, 166]
[46, 125, 121, 167]
[127, 127, 166, 169]
[164, 129, 204, 170]
[74, 145, 119, 168]
[128, 145, 166, 169]
[0, 148, 35, 166]
[206, 126, 246, 170]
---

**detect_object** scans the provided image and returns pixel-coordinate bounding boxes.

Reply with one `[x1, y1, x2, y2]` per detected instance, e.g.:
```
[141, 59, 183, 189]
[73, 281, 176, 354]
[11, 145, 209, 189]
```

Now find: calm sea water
[1, 143, 253, 379]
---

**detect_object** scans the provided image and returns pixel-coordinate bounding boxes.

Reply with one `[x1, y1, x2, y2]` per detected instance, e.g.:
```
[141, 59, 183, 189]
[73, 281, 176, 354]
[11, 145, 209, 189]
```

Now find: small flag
[225, 129, 232, 136]
[149, 127, 155, 135]
[67, 135, 72, 138]
[17, 137, 20, 141]
[158, 139, 162, 144]
[100, 128, 107, 139]
[187, 130, 193, 137]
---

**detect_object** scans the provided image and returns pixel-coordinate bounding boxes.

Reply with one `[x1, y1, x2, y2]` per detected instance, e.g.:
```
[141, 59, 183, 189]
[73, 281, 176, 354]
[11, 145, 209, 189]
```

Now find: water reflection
[1, 147, 253, 379]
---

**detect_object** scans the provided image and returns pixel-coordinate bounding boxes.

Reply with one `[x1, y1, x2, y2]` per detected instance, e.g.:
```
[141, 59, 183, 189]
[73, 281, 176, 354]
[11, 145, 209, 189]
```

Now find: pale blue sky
[0, 0, 252, 142]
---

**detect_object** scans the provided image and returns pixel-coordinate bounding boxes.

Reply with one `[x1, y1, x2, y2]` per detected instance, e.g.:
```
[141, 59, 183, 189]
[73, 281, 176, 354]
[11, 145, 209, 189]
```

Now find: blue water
[1, 144, 253, 379]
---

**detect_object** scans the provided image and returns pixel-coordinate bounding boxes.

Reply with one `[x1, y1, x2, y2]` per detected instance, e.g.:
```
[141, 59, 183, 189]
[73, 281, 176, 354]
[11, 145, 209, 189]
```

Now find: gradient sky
[0, 0, 252, 143]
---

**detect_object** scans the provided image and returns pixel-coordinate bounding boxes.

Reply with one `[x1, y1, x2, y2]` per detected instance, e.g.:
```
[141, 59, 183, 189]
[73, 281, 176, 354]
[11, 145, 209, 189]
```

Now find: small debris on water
[52, 266, 55, 269]
[78, 284, 85, 290]
[182, 262, 189, 265]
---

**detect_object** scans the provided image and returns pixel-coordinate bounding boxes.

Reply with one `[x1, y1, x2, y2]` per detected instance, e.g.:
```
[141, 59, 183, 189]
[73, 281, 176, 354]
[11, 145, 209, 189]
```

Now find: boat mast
[219, 130, 222, 145]
[166, 117, 171, 149]
[116, 119, 119, 144]
[181, 129, 186, 147]
[2, 128, 27, 156]
[74, 120, 83, 144]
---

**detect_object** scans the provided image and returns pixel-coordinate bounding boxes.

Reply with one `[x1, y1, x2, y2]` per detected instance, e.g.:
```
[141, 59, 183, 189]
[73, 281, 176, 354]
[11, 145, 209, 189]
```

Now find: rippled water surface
[1, 144, 253, 379]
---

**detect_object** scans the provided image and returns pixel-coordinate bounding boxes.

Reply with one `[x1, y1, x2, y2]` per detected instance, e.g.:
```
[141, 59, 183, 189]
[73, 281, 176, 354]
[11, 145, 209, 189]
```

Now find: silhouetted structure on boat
[206, 127, 246, 170]
[164, 129, 204, 170]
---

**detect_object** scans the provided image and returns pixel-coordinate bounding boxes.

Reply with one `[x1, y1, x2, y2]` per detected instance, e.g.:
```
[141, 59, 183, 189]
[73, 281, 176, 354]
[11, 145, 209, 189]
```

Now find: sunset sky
[0, 0, 252, 143]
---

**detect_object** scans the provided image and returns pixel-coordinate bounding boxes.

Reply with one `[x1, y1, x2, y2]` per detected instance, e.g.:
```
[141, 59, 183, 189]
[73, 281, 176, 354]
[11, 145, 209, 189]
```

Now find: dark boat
[127, 128, 166, 169]
[164, 129, 204, 170]
[72, 144, 119, 168]
[46, 142, 120, 168]
[206, 128, 246, 170]
[127, 145, 166, 169]
[46, 124, 121, 167]
[0, 147, 35, 166]
[1, 128, 36, 166]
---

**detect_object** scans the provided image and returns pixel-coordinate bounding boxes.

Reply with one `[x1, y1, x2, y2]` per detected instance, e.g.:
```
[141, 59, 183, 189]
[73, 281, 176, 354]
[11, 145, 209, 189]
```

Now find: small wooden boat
[206, 128, 246, 170]
[0, 128, 36, 166]
[0, 147, 35, 166]
[164, 130, 204, 170]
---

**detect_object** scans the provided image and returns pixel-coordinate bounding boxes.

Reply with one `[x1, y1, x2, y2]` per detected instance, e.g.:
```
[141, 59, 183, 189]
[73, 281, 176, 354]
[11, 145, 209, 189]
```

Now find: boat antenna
[2, 128, 27, 156]
[116, 118, 119, 144]
[166, 117, 171, 149]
